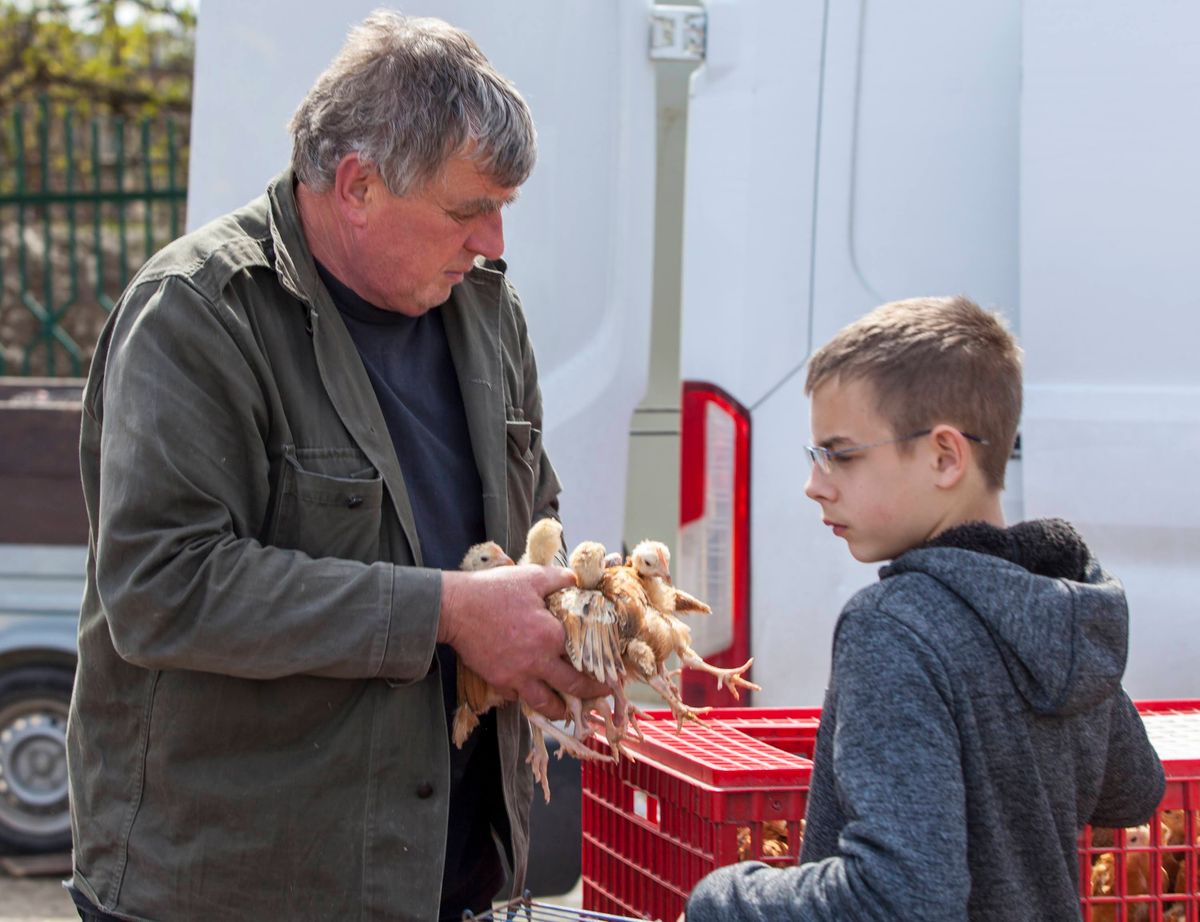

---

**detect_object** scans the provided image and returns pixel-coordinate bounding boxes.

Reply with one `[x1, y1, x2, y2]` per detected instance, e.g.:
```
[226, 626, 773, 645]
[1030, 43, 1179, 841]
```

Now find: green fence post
[167, 120, 180, 240]
[141, 118, 154, 263]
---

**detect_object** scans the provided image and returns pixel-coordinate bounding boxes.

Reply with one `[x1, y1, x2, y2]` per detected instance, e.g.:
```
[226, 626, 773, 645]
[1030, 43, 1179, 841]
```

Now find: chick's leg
[524, 707, 610, 772]
[647, 670, 712, 731]
[562, 692, 595, 745]
[524, 717, 552, 804]
[581, 695, 634, 763]
[678, 651, 762, 700]
[609, 681, 648, 743]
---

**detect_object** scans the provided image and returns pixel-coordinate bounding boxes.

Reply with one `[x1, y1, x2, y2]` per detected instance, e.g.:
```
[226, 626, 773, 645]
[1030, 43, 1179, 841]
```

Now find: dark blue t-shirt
[317, 264, 508, 919]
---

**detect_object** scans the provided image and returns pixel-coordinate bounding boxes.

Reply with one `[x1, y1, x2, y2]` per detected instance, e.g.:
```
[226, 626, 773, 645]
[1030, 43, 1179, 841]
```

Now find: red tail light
[677, 381, 752, 707]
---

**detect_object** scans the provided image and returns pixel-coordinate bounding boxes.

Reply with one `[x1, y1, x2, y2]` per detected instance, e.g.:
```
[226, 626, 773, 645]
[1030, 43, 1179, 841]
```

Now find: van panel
[1020, 3, 1200, 697]
[678, 0, 825, 407]
[679, 0, 1023, 704]
[0, 546, 87, 617]
[809, 0, 1021, 344]
[847, 0, 1020, 313]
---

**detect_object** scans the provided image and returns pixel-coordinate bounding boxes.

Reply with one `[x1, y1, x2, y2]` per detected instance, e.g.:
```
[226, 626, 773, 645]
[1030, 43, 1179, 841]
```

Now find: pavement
[0, 853, 75, 922]
[0, 853, 582, 921]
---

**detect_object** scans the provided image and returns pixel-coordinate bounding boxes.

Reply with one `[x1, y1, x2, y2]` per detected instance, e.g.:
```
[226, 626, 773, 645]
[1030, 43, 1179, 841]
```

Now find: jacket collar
[265, 168, 316, 306]
[264, 170, 510, 561]
[441, 267, 509, 550]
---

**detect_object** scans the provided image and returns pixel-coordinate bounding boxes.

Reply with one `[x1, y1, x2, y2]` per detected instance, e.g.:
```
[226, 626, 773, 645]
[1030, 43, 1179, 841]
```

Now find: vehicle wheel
[0, 664, 74, 853]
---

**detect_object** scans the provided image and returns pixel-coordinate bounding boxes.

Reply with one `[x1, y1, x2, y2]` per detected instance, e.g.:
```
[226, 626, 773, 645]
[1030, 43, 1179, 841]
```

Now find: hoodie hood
[881, 519, 1128, 716]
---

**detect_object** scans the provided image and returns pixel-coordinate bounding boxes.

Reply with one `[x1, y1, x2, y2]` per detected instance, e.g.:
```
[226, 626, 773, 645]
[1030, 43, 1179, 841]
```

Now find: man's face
[351, 154, 517, 316]
[803, 377, 943, 563]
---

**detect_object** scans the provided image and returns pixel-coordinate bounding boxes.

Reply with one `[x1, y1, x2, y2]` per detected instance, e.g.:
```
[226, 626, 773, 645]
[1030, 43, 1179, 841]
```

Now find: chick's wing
[546, 586, 624, 687]
[599, 565, 649, 642]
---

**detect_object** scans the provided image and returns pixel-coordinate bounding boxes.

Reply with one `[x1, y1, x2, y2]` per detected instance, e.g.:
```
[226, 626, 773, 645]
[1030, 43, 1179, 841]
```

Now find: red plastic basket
[581, 708, 814, 921]
[581, 702, 1200, 922]
[1080, 701, 1200, 922]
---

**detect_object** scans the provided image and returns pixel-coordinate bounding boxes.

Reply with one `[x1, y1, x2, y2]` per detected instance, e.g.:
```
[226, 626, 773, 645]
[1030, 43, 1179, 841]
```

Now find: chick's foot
[525, 724, 552, 804]
[681, 653, 762, 700]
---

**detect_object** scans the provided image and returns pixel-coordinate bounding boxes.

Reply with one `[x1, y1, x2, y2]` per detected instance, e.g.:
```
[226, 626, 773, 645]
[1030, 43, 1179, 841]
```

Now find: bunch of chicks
[452, 517, 759, 802]
[737, 819, 797, 863]
[1088, 811, 1197, 922]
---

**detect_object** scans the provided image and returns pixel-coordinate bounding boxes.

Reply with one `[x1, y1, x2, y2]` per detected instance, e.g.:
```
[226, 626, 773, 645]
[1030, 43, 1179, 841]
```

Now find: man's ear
[331, 153, 375, 228]
[929, 424, 971, 489]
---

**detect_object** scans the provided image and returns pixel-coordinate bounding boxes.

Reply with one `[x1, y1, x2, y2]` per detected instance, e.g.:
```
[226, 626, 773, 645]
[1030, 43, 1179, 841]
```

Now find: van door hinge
[650, 5, 707, 61]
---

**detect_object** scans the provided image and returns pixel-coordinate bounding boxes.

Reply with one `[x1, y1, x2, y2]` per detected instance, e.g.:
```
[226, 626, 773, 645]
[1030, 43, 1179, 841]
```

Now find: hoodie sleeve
[1088, 693, 1166, 828]
[686, 607, 970, 922]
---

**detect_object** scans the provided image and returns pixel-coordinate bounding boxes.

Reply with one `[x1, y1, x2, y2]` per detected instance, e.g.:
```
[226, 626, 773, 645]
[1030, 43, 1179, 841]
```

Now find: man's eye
[829, 452, 858, 465]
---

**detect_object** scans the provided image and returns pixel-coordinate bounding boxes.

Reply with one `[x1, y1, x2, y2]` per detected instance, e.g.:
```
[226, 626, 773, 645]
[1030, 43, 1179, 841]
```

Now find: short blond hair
[805, 295, 1022, 489]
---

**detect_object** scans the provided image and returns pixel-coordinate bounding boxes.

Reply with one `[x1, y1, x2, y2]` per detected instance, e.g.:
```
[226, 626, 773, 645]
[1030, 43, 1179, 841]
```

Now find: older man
[66, 11, 607, 921]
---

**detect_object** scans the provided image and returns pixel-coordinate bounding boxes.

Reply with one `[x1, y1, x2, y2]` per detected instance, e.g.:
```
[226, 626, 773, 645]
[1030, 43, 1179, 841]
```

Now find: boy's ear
[929, 424, 971, 489]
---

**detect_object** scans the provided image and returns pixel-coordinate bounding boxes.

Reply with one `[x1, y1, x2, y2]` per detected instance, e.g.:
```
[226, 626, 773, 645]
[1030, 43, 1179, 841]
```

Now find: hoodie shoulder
[831, 571, 979, 673]
[877, 546, 1129, 715]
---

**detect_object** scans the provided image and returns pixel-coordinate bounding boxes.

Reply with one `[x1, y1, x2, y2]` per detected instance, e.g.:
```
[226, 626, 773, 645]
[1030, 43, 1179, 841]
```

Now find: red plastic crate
[1080, 701, 1200, 922]
[582, 708, 814, 921]
[581, 703, 1200, 922]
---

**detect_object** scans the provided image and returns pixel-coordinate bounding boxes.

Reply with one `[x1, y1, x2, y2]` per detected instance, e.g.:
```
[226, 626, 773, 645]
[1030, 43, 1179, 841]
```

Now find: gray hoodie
[685, 520, 1165, 922]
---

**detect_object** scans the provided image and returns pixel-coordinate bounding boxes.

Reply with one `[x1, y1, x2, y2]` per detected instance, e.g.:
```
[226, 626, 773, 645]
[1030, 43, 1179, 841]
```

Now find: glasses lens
[805, 445, 829, 474]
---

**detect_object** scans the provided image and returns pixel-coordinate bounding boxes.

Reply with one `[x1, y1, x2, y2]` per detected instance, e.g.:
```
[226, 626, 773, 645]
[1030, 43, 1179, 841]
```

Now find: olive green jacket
[67, 170, 561, 921]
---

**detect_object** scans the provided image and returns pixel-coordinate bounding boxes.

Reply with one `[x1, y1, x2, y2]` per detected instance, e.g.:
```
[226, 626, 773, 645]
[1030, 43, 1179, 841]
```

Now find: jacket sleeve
[86, 274, 440, 682]
[686, 608, 970, 922]
[1088, 693, 1166, 828]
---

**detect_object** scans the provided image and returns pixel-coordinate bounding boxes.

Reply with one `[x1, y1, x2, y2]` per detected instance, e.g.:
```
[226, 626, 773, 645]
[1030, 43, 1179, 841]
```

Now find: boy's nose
[804, 467, 831, 502]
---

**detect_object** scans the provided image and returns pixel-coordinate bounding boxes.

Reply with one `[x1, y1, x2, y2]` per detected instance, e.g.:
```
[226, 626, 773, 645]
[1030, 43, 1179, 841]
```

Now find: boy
[684, 296, 1165, 921]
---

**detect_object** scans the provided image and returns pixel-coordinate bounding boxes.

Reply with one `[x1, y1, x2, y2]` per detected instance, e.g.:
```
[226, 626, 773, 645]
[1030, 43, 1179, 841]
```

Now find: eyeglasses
[805, 429, 989, 475]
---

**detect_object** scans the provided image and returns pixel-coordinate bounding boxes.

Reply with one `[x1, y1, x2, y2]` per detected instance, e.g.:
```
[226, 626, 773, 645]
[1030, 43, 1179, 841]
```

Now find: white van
[190, 0, 1199, 712]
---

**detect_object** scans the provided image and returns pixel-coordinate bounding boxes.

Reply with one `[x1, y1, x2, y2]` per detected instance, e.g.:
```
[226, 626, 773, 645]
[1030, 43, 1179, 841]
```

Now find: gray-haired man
[67, 11, 607, 921]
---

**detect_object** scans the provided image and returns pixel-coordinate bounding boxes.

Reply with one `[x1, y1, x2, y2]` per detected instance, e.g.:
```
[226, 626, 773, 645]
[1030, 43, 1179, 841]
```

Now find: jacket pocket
[505, 420, 536, 551]
[270, 447, 383, 563]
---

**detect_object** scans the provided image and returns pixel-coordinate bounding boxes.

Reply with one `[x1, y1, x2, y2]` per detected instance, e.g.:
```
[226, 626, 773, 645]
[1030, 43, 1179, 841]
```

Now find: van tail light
[676, 381, 752, 707]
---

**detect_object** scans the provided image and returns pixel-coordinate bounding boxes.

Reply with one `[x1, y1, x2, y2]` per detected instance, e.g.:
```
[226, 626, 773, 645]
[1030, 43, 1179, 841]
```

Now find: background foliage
[1, 0, 196, 116]
[0, 0, 197, 376]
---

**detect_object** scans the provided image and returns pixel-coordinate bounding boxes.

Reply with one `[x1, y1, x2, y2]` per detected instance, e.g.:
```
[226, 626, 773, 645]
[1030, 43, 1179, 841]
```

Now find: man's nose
[466, 210, 504, 261]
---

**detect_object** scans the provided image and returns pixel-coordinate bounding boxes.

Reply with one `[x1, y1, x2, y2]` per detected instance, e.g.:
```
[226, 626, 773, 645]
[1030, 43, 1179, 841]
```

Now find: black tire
[0, 664, 74, 854]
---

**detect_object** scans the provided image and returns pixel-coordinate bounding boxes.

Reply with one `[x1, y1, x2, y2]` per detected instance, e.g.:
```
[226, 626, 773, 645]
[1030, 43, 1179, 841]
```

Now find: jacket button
[416, 782, 434, 799]
[346, 494, 364, 509]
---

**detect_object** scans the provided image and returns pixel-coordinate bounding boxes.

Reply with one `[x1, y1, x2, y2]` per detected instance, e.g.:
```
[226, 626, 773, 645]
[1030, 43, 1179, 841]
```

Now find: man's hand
[438, 563, 611, 719]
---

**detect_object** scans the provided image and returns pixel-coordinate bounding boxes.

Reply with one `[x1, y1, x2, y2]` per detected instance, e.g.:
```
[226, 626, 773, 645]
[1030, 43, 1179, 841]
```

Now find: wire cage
[464, 891, 657, 921]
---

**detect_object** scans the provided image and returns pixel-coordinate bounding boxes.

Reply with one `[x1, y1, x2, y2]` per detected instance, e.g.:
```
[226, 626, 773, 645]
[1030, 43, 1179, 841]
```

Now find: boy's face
[804, 377, 947, 563]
